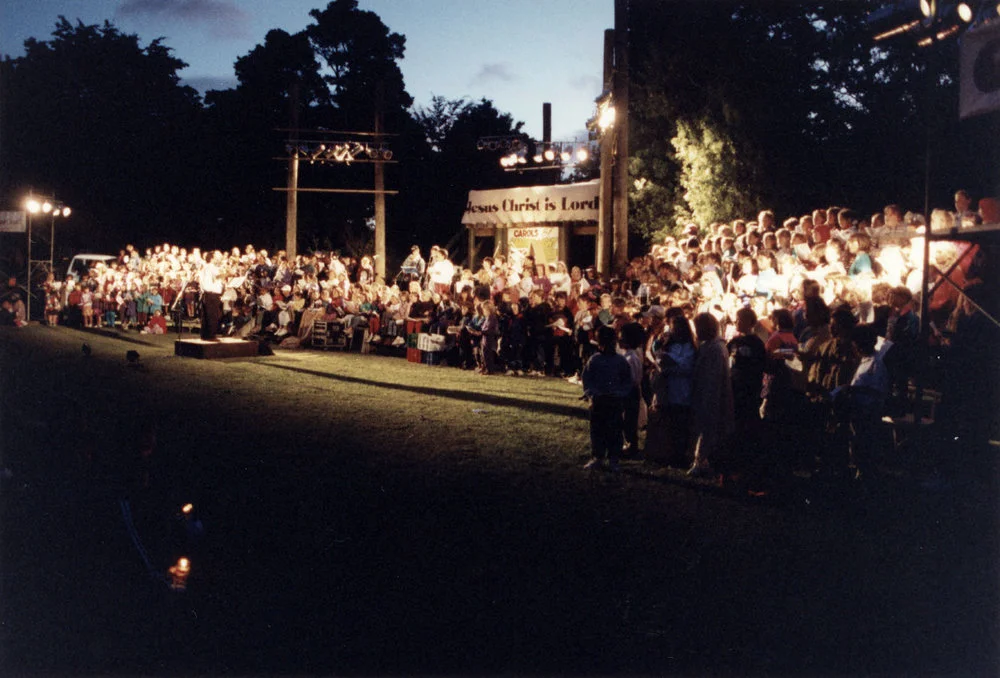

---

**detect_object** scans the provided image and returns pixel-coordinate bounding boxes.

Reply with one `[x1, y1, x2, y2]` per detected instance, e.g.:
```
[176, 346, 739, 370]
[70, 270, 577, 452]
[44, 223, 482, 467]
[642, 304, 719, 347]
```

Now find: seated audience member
[143, 308, 168, 334]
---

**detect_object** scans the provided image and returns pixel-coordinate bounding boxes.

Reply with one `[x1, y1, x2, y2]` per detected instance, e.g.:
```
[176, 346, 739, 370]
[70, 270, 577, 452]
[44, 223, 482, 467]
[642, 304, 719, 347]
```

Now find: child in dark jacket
[582, 325, 633, 472]
[480, 301, 501, 374]
[500, 302, 527, 375]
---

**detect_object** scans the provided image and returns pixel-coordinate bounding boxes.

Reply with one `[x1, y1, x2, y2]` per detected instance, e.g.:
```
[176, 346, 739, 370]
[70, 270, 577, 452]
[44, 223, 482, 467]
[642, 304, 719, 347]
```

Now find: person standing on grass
[688, 312, 734, 479]
[480, 301, 500, 375]
[582, 325, 633, 472]
[619, 322, 646, 458]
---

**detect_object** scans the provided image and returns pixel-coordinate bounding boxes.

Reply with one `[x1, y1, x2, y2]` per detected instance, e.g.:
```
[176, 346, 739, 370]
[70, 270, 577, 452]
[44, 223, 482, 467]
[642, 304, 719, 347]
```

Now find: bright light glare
[576, 148, 589, 162]
[182, 503, 193, 514]
[920, 0, 934, 18]
[559, 151, 571, 162]
[42, 202, 52, 214]
[62, 207, 71, 217]
[543, 149, 555, 161]
[532, 154, 543, 163]
[26, 199, 40, 214]
[598, 105, 616, 131]
[957, 2, 973, 21]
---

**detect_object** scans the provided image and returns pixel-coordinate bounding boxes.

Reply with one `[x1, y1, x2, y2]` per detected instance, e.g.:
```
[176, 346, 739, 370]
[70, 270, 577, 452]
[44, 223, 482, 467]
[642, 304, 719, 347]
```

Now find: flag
[960, 22, 1000, 119]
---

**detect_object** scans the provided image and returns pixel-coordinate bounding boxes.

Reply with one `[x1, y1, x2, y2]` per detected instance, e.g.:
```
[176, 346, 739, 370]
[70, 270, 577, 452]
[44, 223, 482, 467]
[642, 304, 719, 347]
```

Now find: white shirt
[199, 262, 223, 294]
[429, 258, 455, 285]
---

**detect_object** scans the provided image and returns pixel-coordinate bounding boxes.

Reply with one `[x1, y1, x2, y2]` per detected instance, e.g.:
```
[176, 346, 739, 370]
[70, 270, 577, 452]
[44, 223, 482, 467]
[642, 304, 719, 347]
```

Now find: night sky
[0, 0, 613, 142]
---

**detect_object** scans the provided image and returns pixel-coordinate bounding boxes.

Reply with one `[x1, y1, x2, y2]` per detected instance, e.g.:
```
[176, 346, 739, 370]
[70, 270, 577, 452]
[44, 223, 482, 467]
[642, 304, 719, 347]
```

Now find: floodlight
[598, 105, 616, 131]
[956, 2, 973, 22]
[26, 199, 40, 214]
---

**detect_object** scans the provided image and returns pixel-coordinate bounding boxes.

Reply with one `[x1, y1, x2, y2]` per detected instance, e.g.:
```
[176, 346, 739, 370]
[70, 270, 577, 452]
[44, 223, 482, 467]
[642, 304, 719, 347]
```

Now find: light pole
[24, 197, 40, 321]
[23, 194, 70, 322]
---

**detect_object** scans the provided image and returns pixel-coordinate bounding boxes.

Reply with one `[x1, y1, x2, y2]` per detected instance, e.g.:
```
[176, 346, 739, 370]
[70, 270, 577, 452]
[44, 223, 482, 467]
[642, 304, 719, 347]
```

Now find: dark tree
[202, 29, 333, 248]
[627, 0, 999, 241]
[1, 17, 204, 252]
[306, 0, 412, 133]
[408, 96, 527, 259]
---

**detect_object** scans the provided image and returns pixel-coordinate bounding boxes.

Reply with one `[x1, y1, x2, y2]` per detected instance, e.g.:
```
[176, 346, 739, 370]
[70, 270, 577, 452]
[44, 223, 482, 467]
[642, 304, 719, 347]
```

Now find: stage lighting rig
[284, 140, 393, 166]
[870, 0, 994, 45]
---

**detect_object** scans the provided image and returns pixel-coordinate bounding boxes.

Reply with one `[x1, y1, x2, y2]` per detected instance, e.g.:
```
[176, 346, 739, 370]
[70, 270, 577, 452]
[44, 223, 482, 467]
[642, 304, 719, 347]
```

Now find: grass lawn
[1, 325, 997, 676]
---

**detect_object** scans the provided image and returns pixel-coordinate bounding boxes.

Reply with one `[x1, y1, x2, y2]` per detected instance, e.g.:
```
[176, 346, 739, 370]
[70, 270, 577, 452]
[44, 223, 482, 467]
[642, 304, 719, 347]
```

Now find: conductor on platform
[199, 250, 224, 341]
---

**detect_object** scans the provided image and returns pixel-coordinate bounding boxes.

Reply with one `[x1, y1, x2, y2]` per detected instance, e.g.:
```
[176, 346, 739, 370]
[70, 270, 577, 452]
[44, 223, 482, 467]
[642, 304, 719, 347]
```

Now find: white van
[66, 254, 116, 281]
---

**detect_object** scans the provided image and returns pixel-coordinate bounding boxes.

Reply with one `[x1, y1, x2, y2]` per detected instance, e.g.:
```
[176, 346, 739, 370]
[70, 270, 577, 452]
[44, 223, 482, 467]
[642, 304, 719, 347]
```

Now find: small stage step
[175, 337, 259, 360]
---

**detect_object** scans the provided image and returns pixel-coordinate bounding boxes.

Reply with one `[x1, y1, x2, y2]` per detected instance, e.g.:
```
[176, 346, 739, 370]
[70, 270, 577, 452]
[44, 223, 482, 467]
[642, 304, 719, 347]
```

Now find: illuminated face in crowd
[955, 191, 971, 214]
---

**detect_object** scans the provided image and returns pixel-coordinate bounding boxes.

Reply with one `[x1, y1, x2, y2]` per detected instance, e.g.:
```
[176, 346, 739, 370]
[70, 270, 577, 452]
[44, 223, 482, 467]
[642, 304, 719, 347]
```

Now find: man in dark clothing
[728, 306, 766, 473]
[522, 290, 551, 374]
[546, 291, 575, 377]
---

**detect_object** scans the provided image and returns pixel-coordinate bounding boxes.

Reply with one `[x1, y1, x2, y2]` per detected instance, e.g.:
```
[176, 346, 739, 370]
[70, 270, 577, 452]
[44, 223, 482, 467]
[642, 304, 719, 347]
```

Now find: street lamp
[597, 102, 616, 132]
[23, 193, 70, 322]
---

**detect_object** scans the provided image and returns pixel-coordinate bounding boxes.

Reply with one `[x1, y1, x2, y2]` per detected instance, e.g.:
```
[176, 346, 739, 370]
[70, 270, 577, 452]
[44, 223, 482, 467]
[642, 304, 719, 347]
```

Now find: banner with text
[508, 226, 560, 264]
[0, 211, 26, 233]
[462, 179, 600, 226]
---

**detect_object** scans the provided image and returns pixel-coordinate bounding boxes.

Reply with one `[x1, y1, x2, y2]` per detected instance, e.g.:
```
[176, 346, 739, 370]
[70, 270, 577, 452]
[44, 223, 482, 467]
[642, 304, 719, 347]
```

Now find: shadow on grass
[257, 361, 589, 420]
[78, 326, 169, 348]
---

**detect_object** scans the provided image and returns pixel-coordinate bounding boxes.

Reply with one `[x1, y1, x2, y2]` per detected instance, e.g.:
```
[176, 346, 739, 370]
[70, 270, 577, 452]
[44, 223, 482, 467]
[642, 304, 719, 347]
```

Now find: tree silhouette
[202, 28, 332, 248]
[408, 96, 527, 258]
[1, 17, 203, 251]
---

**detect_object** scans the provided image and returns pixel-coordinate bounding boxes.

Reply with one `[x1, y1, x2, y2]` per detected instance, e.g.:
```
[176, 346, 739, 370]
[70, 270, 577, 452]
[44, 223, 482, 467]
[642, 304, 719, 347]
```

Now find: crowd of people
[37, 189, 998, 486]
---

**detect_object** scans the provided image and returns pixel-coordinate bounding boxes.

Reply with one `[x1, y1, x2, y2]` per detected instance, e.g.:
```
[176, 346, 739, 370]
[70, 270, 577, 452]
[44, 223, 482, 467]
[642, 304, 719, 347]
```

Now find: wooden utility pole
[285, 83, 300, 260]
[374, 84, 387, 282]
[612, 0, 630, 275]
[597, 29, 614, 277]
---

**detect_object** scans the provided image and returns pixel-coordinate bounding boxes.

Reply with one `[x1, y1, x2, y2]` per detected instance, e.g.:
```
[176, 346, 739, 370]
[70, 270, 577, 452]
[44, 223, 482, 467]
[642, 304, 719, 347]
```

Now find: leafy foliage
[670, 118, 757, 230]
[627, 0, 998, 245]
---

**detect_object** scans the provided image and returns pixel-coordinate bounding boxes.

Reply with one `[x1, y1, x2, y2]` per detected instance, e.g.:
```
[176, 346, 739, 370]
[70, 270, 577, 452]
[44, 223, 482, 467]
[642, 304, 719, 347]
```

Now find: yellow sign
[509, 226, 559, 264]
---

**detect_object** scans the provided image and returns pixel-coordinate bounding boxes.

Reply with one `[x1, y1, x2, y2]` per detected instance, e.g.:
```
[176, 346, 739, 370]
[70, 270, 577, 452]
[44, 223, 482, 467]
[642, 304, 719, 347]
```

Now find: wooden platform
[175, 337, 259, 360]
